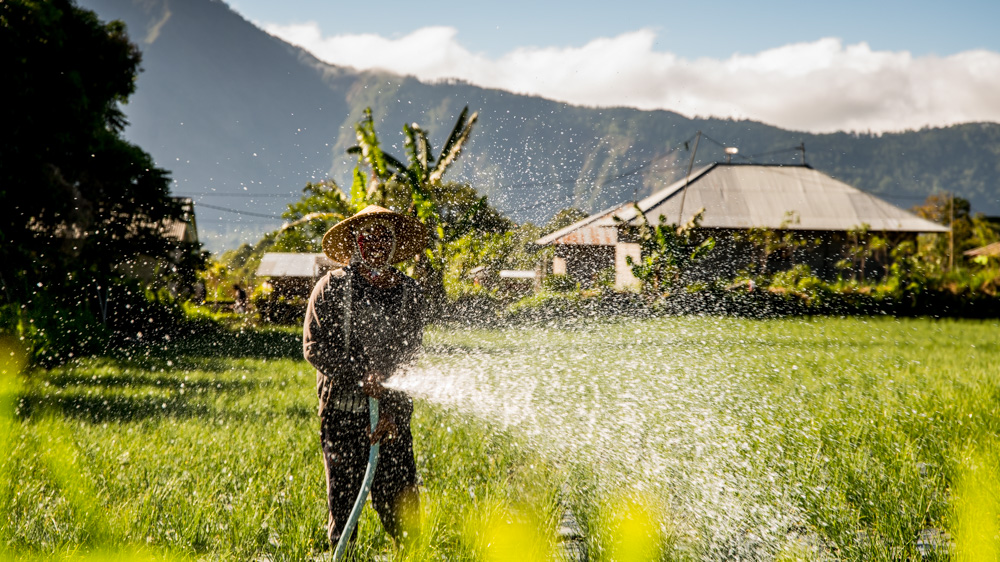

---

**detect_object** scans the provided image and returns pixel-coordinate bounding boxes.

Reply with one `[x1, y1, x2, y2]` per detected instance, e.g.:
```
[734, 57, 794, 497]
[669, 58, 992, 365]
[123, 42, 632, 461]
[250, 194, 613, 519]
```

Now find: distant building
[256, 252, 337, 299]
[115, 197, 200, 292]
[254, 252, 338, 323]
[535, 163, 949, 289]
[165, 197, 199, 245]
[964, 242, 1000, 260]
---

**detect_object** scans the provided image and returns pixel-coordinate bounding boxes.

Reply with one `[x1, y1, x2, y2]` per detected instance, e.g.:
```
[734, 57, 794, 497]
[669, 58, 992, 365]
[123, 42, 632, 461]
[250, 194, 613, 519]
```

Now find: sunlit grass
[2, 316, 999, 560]
[413, 316, 999, 559]
[594, 494, 667, 562]
[952, 442, 1000, 562]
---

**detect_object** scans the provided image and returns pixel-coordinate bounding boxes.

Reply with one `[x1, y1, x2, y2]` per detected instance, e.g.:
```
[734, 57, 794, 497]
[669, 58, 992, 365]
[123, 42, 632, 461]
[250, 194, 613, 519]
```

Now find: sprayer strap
[343, 269, 351, 350]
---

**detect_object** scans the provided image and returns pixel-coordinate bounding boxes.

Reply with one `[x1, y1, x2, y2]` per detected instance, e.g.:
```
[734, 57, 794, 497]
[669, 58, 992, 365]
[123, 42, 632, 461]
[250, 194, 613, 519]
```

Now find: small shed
[537, 163, 949, 288]
[256, 252, 337, 298]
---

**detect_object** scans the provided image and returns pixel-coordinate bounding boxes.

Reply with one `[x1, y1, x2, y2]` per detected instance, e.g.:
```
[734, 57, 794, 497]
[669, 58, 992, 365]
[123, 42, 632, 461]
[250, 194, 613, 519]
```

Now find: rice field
[1, 316, 999, 560]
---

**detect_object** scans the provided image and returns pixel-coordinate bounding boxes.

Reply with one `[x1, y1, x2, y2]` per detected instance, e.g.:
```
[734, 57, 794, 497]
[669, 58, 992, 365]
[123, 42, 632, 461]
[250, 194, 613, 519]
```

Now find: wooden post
[949, 191, 954, 272]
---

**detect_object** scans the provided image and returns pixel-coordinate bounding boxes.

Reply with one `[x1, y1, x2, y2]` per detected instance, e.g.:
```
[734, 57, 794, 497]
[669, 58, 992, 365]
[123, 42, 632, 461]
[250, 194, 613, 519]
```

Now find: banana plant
[347, 106, 483, 310]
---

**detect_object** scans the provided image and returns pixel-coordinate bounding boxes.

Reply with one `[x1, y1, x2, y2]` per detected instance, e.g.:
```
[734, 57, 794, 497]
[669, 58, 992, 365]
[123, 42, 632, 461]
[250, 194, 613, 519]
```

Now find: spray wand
[332, 396, 380, 561]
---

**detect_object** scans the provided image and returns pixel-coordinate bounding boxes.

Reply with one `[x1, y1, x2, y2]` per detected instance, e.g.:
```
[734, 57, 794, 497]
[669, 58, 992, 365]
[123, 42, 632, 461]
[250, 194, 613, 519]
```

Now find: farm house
[535, 163, 949, 289]
[255, 252, 336, 298]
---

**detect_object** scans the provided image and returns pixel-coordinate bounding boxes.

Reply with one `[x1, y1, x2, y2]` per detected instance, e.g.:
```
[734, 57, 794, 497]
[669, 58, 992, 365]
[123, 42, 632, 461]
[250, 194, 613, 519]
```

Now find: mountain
[78, 0, 1000, 252]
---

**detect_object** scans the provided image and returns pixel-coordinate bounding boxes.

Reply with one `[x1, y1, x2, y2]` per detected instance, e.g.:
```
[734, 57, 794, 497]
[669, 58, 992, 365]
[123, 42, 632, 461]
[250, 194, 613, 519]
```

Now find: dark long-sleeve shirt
[303, 267, 424, 416]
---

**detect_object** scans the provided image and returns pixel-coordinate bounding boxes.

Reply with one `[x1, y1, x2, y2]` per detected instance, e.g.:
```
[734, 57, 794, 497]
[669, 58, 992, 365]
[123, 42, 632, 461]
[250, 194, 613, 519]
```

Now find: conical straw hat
[322, 205, 429, 264]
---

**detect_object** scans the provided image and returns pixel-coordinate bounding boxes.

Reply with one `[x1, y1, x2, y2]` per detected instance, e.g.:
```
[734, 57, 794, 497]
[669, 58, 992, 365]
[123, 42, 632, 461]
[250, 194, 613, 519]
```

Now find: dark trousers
[320, 407, 418, 546]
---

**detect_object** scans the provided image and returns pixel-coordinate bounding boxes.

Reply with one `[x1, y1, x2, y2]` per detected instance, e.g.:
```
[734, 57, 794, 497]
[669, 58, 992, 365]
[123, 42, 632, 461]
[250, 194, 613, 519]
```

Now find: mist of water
[385, 318, 818, 559]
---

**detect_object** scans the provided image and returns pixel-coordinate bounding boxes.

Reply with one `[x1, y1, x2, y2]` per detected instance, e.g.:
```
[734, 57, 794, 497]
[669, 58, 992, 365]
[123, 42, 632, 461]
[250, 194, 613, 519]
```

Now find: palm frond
[279, 211, 344, 233]
[430, 108, 477, 184]
[403, 124, 428, 186]
[354, 108, 391, 181]
[350, 166, 368, 211]
[437, 106, 469, 164]
[419, 128, 433, 174]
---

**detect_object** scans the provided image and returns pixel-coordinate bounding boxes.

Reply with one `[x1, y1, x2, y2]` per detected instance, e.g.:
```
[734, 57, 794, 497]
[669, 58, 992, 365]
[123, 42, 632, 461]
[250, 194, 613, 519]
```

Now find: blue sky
[230, 0, 999, 59]
[227, 0, 1000, 133]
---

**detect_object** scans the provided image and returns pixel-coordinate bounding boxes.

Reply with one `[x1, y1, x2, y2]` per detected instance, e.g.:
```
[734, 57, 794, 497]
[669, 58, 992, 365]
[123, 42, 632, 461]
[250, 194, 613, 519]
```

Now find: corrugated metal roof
[163, 197, 198, 244]
[964, 242, 1000, 257]
[256, 253, 336, 277]
[534, 204, 624, 246]
[600, 163, 949, 233]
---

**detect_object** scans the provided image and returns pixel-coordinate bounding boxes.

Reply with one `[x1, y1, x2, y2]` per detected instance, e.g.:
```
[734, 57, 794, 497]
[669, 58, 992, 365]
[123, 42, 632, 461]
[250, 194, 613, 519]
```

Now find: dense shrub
[542, 274, 579, 293]
[440, 292, 505, 326]
[0, 293, 109, 367]
[255, 296, 307, 325]
[1, 280, 229, 366]
[506, 291, 585, 323]
[479, 276, 1000, 324]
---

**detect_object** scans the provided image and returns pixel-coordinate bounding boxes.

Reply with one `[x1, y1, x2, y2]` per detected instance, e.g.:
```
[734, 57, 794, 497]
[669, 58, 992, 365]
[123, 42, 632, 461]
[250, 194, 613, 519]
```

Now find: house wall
[269, 277, 315, 299]
[615, 243, 641, 290]
[554, 245, 615, 288]
[552, 256, 567, 275]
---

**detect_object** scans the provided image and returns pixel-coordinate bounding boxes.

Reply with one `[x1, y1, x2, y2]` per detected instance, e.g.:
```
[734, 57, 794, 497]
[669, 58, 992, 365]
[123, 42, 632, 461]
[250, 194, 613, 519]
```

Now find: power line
[501, 134, 699, 213]
[700, 134, 805, 164]
[181, 135, 703, 219]
[195, 202, 284, 219]
[177, 192, 295, 198]
[197, 219, 282, 224]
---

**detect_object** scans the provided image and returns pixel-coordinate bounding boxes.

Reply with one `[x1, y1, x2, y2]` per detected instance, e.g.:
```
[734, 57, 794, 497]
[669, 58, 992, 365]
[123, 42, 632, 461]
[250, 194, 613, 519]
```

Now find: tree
[1, 0, 203, 361]
[733, 211, 816, 274]
[911, 194, 1000, 272]
[614, 205, 715, 294]
[347, 107, 498, 312]
[835, 224, 889, 282]
[260, 108, 511, 310]
[544, 208, 590, 234]
[270, 180, 354, 253]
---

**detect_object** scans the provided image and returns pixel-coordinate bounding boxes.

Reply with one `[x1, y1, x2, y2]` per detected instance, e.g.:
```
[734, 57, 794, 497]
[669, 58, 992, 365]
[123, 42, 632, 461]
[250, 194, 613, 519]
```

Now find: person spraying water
[303, 205, 428, 557]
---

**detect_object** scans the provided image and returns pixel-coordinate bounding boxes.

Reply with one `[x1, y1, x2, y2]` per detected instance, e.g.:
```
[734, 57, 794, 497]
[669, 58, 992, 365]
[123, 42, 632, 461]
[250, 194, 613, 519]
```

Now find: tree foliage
[734, 211, 818, 274]
[911, 194, 1000, 270]
[833, 224, 889, 282]
[0, 0, 204, 362]
[614, 205, 715, 294]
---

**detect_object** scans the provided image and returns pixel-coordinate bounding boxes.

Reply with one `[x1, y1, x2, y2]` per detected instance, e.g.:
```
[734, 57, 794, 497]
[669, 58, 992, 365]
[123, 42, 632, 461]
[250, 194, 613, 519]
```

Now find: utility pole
[797, 143, 807, 166]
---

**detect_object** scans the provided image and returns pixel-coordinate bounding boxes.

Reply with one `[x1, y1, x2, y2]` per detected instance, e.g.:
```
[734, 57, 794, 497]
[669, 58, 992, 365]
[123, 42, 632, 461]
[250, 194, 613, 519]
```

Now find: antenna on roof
[677, 131, 702, 224]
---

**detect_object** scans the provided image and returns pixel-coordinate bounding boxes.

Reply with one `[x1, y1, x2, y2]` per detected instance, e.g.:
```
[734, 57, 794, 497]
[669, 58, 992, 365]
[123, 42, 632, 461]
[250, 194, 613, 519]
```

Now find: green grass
[2, 316, 999, 560]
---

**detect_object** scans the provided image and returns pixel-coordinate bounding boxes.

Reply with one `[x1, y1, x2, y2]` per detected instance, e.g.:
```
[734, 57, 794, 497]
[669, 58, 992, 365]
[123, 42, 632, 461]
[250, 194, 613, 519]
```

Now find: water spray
[332, 396, 380, 562]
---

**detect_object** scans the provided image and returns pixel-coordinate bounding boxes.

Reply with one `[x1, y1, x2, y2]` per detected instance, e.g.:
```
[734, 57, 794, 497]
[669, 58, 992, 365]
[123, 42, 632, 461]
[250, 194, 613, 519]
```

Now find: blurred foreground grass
[1, 317, 999, 560]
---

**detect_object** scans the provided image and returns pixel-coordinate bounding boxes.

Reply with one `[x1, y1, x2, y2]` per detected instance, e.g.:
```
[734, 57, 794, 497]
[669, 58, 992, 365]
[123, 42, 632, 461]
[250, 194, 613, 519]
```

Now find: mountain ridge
[77, 0, 1000, 252]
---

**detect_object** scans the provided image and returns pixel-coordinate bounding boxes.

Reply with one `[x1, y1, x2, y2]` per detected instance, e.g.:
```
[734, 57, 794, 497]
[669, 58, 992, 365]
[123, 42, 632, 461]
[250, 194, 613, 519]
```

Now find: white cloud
[264, 22, 1000, 133]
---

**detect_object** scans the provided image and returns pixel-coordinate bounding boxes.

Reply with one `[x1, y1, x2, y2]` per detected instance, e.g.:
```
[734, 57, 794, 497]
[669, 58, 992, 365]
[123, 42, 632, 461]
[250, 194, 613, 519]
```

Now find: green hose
[332, 397, 380, 561]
